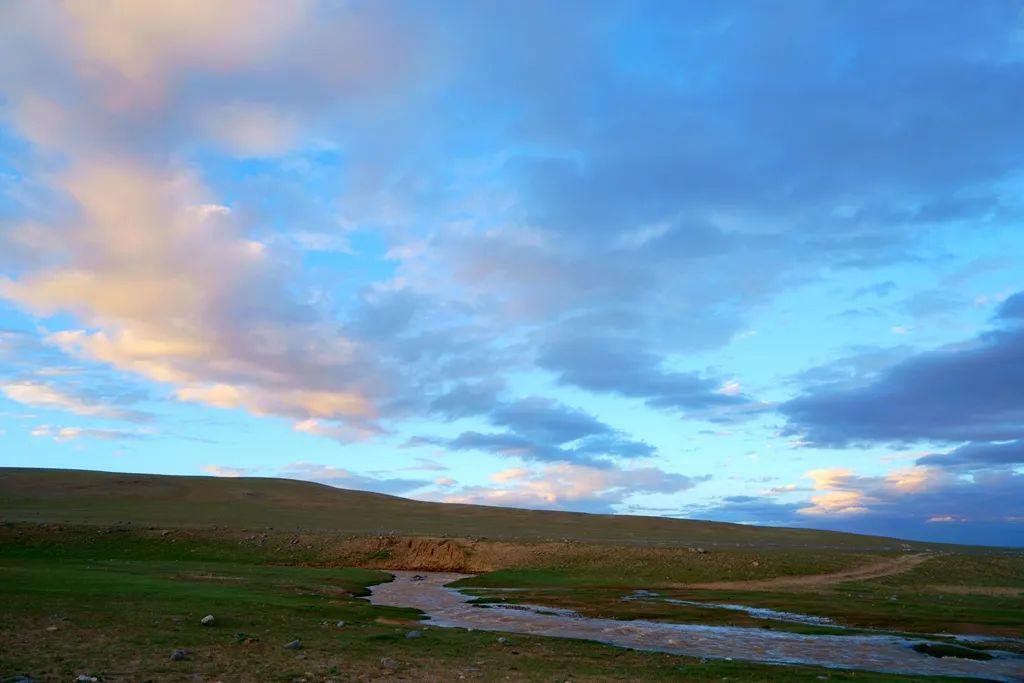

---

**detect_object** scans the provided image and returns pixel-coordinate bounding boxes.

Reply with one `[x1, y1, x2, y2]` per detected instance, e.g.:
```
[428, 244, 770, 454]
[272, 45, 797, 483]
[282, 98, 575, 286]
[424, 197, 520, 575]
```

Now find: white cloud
[438, 463, 704, 513]
[1, 381, 137, 420]
[201, 464, 253, 478]
[31, 424, 140, 442]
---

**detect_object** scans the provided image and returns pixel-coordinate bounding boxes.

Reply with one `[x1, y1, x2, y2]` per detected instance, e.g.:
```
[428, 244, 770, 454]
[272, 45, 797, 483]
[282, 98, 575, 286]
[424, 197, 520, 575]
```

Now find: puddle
[366, 571, 1024, 681]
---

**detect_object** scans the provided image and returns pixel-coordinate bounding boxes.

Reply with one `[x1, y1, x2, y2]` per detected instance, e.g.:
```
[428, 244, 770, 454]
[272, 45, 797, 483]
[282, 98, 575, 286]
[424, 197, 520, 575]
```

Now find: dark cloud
[490, 397, 611, 444]
[998, 292, 1024, 320]
[416, 395, 655, 466]
[782, 297, 1024, 446]
[917, 440, 1024, 472]
[537, 336, 761, 418]
[429, 379, 504, 420]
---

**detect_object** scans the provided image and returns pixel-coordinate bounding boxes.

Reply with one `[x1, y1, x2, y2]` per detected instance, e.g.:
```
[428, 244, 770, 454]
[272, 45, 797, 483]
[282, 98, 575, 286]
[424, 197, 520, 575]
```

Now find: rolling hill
[0, 467, 941, 551]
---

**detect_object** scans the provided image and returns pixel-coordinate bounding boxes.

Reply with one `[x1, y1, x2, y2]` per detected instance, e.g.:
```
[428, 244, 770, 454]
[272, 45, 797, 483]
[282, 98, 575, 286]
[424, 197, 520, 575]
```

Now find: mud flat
[367, 571, 1024, 681]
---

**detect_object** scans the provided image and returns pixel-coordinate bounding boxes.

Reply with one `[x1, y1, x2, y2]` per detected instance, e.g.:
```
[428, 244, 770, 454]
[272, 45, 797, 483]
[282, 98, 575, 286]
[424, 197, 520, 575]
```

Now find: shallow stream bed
[366, 571, 1024, 681]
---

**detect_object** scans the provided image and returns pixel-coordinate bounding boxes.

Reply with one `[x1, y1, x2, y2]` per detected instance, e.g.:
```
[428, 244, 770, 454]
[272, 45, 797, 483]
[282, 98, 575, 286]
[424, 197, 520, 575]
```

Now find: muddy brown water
[366, 571, 1024, 681]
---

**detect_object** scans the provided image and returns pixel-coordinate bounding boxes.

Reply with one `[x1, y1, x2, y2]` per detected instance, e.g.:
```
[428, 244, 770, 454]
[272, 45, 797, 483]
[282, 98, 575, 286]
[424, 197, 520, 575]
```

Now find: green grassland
[0, 529, 989, 683]
[1, 467, 1022, 681]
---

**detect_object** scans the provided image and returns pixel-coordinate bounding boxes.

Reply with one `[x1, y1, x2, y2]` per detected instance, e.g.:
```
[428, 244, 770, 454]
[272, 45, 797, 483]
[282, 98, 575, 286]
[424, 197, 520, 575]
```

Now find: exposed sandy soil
[685, 553, 932, 591]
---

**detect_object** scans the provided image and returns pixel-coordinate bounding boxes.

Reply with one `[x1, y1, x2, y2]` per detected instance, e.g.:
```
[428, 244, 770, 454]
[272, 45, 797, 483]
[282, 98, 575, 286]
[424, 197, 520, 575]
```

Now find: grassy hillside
[0, 467, 946, 550]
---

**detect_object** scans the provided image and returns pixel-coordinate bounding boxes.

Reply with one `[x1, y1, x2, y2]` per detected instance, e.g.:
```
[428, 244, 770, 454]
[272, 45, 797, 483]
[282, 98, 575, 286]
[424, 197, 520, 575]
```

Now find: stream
[366, 571, 1024, 681]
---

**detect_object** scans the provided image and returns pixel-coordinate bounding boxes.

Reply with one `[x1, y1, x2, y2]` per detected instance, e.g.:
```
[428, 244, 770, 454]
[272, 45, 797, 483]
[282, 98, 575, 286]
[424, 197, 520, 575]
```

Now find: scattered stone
[751, 560, 760, 568]
[497, 636, 509, 644]
[45, 625, 58, 632]
[5, 676, 36, 683]
[74, 677, 98, 683]
[169, 649, 190, 661]
[405, 630, 422, 639]
[335, 620, 346, 628]
[200, 614, 215, 626]
[283, 639, 303, 650]
[695, 547, 708, 554]
[410, 575, 426, 582]
[380, 657, 397, 669]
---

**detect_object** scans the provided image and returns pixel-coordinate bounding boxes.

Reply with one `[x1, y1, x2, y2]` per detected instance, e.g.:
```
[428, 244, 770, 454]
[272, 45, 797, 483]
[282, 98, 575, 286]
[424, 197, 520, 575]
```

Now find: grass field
[1, 467, 1022, 681]
[0, 527, 995, 683]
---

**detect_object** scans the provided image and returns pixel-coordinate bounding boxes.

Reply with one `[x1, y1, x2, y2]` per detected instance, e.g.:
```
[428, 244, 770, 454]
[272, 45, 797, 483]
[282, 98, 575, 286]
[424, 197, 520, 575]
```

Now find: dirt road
[686, 553, 932, 591]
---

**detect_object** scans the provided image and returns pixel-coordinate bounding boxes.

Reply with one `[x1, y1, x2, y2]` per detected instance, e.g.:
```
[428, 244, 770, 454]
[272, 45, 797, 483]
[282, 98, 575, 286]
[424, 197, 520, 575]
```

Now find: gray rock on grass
[405, 630, 422, 639]
[284, 639, 303, 650]
[200, 614, 215, 626]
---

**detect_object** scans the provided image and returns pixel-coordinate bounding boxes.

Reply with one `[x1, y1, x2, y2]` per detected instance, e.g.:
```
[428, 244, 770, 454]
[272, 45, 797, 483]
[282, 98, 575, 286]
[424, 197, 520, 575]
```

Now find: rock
[335, 620, 345, 628]
[74, 677, 98, 683]
[45, 625, 58, 632]
[405, 629, 422, 639]
[695, 547, 708, 554]
[200, 614, 215, 626]
[410, 574, 426, 582]
[497, 636, 509, 644]
[169, 649, 190, 661]
[283, 639, 303, 650]
[380, 657, 397, 669]
[5, 676, 36, 683]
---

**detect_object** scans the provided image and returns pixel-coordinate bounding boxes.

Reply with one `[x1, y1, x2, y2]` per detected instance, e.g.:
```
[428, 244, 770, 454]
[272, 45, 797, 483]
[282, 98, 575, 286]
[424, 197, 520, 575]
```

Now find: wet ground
[366, 571, 1024, 681]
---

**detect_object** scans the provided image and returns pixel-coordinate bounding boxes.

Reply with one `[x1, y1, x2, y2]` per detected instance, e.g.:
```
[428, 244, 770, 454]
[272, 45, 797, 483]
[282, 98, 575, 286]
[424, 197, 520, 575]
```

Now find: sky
[0, 1, 1022, 546]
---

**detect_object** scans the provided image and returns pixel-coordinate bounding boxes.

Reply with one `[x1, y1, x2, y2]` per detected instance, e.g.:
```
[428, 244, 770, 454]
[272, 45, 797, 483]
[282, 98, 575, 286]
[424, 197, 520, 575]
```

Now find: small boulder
[335, 621, 345, 628]
[405, 630, 422, 639]
[380, 657, 397, 669]
[74, 677, 98, 683]
[283, 639, 303, 650]
[200, 614, 215, 626]
[169, 649, 190, 661]
[497, 636, 509, 645]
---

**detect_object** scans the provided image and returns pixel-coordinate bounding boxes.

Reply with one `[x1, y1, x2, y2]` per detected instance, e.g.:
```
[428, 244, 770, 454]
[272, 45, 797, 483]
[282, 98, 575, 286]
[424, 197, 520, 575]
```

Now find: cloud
[201, 465, 254, 478]
[292, 418, 378, 443]
[438, 462, 707, 514]
[0, 1, 438, 442]
[693, 463, 1024, 546]
[278, 461, 432, 495]
[782, 297, 1024, 446]
[917, 440, 1024, 472]
[1, 380, 147, 422]
[418, 396, 655, 465]
[537, 335, 764, 419]
[31, 424, 142, 442]
[0, 160, 379, 436]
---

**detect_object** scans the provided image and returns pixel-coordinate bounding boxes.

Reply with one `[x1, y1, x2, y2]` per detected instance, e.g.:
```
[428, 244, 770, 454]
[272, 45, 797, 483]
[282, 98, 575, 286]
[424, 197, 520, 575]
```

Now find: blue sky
[1, 1, 1022, 545]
